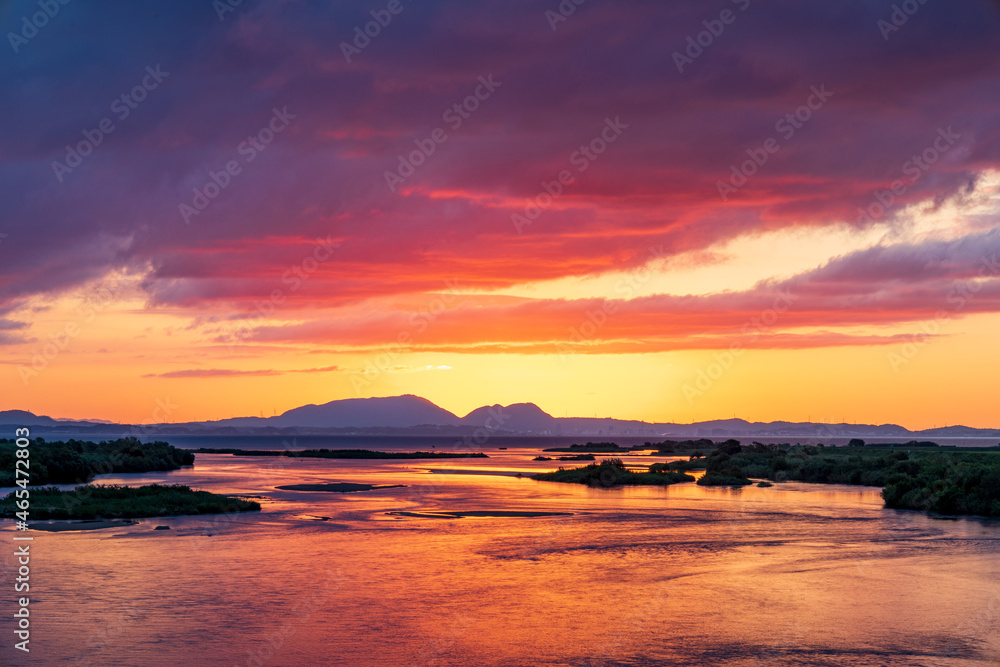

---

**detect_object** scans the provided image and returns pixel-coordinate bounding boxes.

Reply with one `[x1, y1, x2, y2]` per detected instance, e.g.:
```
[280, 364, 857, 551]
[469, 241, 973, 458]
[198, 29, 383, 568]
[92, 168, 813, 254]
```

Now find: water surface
[2, 447, 998, 666]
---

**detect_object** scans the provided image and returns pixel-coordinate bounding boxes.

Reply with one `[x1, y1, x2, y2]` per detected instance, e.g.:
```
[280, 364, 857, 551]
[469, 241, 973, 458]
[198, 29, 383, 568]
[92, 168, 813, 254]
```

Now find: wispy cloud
[145, 365, 341, 379]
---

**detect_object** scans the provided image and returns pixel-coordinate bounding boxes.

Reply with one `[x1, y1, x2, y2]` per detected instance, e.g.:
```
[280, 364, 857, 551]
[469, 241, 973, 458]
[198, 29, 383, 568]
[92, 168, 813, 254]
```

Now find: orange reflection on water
[3, 451, 998, 666]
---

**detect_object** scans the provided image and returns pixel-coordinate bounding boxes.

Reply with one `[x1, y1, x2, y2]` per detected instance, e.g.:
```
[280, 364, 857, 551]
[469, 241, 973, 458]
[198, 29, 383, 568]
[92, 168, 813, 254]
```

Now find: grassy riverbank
[0, 484, 260, 520]
[534, 458, 695, 487]
[0, 437, 194, 486]
[533, 440, 1000, 517]
[698, 440, 1000, 516]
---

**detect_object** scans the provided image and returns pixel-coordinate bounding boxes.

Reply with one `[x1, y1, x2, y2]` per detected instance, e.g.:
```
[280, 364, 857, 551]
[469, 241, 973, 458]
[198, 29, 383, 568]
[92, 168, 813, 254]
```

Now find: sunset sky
[2, 0, 999, 428]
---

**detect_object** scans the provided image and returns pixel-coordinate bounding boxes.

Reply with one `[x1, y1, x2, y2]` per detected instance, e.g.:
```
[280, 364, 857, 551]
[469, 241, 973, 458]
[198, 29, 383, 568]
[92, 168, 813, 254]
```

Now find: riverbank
[0, 484, 260, 521]
[0, 437, 194, 486]
[537, 440, 1000, 517]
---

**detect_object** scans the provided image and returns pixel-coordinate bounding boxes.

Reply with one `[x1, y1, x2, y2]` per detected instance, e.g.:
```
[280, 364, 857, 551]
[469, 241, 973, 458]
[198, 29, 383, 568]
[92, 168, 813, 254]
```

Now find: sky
[1, 0, 999, 428]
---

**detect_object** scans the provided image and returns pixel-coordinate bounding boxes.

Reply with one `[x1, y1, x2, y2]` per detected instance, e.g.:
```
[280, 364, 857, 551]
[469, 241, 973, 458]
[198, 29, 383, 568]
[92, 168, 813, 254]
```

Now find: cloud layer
[2, 0, 999, 354]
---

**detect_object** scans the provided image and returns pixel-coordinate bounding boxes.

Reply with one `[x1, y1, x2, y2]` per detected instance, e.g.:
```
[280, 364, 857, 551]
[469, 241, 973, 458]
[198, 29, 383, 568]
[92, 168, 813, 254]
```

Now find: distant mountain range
[1, 395, 998, 439]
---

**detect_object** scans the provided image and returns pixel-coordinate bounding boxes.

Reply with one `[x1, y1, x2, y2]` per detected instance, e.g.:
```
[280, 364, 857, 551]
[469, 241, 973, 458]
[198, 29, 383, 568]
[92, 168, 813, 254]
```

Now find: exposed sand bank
[276, 483, 406, 493]
[386, 510, 573, 519]
[28, 520, 137, 532]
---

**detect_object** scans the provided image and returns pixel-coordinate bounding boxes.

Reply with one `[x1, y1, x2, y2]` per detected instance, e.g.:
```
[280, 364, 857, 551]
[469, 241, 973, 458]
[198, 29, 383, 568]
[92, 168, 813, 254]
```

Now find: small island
[0, 437, 194, 486]
[534, 458, 695, 488]
[276, 483, 405, 493]
[0, 484, 260, 521]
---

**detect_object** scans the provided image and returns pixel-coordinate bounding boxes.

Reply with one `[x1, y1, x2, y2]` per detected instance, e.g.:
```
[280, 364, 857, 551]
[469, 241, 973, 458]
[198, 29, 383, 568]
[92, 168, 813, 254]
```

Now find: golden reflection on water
[1, 449, 998, 666]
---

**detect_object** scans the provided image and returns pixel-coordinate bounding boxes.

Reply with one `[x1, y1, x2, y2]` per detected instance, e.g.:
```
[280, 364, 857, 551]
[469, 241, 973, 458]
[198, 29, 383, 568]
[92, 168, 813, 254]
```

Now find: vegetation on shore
[0, 484, 259, 520]
[534, 458, 694, 488]
[0, 437, 194, 486]
[698, 440, 1000, 515]
[535, 439, 1000, 517]
[646, 439, 718, 453]
[542, 442, 635, 453]
[194, 448, 488, 459]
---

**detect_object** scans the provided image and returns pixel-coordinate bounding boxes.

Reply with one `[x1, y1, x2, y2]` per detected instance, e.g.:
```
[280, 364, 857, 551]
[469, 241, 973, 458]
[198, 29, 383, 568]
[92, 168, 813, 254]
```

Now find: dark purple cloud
[1, 0, 998, 342]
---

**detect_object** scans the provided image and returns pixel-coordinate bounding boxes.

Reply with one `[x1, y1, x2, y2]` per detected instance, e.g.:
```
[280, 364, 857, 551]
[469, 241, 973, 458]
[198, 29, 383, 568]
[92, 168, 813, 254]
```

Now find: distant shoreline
[194, 447, 488, 459]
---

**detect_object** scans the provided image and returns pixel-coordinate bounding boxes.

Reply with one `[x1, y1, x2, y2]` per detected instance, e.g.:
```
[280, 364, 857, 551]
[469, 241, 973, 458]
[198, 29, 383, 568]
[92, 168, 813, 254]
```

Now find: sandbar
[28, 520, 137, 532]
[386, 510, 573, 519]
[276, 483, 406, 493]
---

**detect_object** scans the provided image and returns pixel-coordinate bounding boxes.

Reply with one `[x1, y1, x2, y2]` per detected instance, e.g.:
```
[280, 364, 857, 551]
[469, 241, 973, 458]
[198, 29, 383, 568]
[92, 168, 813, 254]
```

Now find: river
[2, 444, 998, 666]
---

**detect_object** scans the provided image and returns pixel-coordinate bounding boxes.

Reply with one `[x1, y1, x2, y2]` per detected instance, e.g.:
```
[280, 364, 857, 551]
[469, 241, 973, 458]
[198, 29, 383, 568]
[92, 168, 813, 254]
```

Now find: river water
[2, 445, 999, 666]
